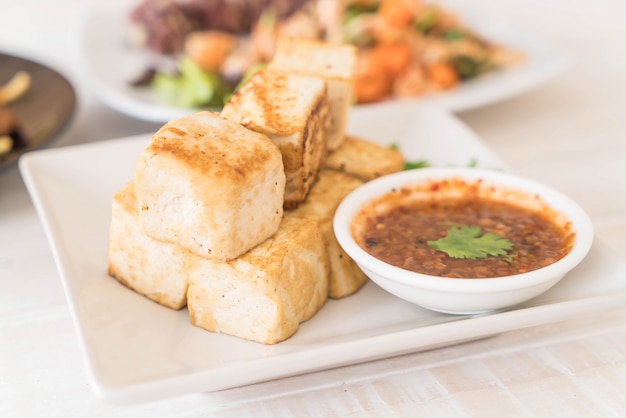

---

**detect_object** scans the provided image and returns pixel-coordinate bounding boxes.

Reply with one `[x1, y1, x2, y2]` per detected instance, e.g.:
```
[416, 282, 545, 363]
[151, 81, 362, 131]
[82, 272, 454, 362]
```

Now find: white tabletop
[2, 0, 626, 416]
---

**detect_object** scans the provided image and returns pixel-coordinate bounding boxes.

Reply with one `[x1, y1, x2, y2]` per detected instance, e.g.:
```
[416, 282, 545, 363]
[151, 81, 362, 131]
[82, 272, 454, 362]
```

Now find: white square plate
[75, 1, 570, 123]
[19, 104, 626, 404]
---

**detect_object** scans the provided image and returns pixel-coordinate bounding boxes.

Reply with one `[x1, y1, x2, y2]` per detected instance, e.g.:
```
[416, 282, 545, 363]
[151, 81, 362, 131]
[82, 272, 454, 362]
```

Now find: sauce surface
[355, 187, 575, 278]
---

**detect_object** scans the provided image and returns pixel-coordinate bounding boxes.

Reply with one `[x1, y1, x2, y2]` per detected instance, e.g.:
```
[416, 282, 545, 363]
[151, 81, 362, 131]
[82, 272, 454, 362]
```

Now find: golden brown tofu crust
[221, 69, 332, 209]
[325, 135, 405, 181]
[147, 111, 280, 180]
[288, 169, 368, 298]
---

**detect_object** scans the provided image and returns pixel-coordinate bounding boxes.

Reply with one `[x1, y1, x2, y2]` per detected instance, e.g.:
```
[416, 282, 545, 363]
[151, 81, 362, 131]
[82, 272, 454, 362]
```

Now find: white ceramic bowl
[333, 167, 594, 315]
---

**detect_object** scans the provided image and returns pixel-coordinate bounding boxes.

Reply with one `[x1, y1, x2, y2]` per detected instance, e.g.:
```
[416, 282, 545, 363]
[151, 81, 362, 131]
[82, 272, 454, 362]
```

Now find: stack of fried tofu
[107, 38, 404, 345]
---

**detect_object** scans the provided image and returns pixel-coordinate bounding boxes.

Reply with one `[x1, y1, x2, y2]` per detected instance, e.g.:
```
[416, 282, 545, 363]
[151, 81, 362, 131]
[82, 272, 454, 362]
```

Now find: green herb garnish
[450, 56, 490, 80]
[403, 160, 430, 170]
[151, 56, 227, 108]
[388, 144, 430, 170]
[344, 3, 379, 23]
[428, 226, 513, 260]
[414, 6, 439, 34]
[442, 29, 465, 41]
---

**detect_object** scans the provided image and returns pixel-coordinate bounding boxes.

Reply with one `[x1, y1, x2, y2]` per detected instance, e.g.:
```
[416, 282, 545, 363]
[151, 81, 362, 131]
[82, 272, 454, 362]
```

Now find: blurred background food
[127, 0, 522, 108]
[0, 71, 30, 159]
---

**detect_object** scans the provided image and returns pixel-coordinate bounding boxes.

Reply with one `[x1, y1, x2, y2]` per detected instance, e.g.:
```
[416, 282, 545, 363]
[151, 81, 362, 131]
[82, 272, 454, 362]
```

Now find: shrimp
[393, 63, 428, 97]
[426, 63, 459, 89]
[184, 31, 238, 72]
[378, 0, 421, 28]
[353, 49, 393, 103]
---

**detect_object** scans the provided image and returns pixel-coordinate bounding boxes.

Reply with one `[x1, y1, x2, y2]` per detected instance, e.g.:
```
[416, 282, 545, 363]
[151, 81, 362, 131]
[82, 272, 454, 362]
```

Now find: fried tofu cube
[108, 182, 189, 310]
[134, 111, 285, 261]
[221, 69, 331, 209]
[187, 215, 329, 344]
[288, 169, 368, 298]
[268, 37, 357, 151]
[325, 135, 405, 181]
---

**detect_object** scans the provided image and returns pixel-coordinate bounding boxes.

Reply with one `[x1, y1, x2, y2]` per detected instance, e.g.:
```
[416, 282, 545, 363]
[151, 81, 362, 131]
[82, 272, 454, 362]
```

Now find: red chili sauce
[353, 178, 575, 278]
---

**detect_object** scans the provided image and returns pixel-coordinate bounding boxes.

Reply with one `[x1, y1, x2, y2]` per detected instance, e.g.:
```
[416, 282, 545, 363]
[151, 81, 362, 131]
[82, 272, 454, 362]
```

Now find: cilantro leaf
[388, 144, 430, 171]
[427, 226, 513, 259]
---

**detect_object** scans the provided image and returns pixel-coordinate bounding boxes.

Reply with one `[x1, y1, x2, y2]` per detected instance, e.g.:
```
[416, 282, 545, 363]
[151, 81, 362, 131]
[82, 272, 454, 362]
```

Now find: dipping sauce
[352, 177, 575, 278]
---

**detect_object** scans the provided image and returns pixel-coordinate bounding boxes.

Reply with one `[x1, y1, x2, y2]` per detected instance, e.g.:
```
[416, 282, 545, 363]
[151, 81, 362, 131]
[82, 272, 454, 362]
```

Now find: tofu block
[267, 37, 357, 151]
[187, 215, 329, 345]
[108, 182, 189, 310]
[324, 135, 405, 181]
[221, 69, 331, 209]
[134, 111, 285, 261]
[288, 169, 368, 298]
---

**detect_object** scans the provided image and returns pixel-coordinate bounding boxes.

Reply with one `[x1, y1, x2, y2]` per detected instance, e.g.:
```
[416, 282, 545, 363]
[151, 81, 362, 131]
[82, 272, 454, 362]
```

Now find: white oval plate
[74, 2, 571, 123]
